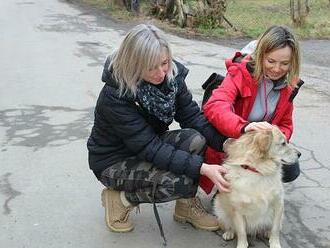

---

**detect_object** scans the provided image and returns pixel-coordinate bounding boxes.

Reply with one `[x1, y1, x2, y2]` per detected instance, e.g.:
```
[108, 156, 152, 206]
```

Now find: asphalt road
[0, 0, 330, 248]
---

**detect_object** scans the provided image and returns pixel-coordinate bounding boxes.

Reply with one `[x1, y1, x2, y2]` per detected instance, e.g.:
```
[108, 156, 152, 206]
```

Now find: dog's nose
[297, 151, 301, 158]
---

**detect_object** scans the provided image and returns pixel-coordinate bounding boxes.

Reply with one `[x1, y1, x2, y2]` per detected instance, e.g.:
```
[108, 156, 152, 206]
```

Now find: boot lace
[119, 206, 134, 223]
[191, 197, 208, 217]
[135, 205, 141, 214]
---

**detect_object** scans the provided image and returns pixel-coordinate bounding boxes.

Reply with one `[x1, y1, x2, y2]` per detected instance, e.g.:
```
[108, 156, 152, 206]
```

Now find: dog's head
[225, 126, 301, 175]
[267, 127, 301, 165]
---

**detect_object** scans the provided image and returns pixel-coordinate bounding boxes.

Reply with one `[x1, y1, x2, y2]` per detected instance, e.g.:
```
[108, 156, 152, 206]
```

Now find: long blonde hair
[110, 24, 177, 96]
[251, 25, 300, 87]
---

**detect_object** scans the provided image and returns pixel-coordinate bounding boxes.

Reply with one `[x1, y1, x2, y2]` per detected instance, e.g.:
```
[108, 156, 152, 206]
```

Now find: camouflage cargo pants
[99, 128, 206, 205]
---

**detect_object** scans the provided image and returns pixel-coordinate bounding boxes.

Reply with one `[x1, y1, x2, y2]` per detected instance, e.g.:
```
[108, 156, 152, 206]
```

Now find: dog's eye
[281, 142, 286, 146]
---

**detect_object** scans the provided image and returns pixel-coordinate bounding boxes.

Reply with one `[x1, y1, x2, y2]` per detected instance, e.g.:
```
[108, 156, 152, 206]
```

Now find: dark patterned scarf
[136, 79, 178, 124]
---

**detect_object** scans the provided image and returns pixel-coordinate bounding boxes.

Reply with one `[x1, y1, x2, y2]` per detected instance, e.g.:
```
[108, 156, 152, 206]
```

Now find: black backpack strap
[202, 73, 225, 106]
[289, 79, 304, 102]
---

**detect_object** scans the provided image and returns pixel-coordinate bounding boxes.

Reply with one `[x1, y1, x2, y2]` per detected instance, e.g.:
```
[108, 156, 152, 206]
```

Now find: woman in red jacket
[201, 25, 302, 194]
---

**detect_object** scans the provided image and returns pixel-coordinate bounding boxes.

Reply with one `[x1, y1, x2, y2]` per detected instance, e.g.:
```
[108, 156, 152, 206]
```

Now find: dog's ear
[255, 130, 273, 155]
[223, 138, 235, 153]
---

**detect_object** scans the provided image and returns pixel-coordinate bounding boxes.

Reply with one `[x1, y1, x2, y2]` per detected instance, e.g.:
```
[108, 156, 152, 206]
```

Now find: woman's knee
[161, 128, 206, 155]
[161, 174, 198, 199]
[188, 129, 207, 155]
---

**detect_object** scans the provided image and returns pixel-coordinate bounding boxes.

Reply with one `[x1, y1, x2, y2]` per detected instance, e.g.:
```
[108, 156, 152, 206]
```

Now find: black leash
[152, 181, 167, 246]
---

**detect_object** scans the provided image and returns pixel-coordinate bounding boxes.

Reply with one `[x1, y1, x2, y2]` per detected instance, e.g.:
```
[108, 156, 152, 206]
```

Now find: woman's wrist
[241, 122, 250, 134]
[200, 163, 207, 176]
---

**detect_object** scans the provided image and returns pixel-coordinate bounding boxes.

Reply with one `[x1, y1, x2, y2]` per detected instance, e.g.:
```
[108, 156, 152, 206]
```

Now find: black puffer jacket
[87, 58, 227, 179]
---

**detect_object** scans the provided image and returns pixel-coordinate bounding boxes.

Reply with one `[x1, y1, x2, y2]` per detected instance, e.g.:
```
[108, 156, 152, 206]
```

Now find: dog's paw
[222, 231, 235, 241]
[236, 241, 248, 248]
[270, 244, 281, 248]
[269, 240, 281, 248]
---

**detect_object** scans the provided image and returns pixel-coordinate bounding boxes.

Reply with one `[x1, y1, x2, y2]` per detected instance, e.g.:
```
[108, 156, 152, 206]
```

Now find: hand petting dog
[244, 121, 273, 132]
[200, 163, 231, 193]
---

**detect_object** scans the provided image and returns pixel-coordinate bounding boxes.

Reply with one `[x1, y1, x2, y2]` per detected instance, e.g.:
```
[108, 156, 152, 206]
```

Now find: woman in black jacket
[87, 24, 229, 238]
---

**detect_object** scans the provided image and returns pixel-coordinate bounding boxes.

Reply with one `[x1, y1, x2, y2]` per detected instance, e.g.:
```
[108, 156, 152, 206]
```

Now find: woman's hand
[200, 163, 230, 193]
[244, 121, 273, 132]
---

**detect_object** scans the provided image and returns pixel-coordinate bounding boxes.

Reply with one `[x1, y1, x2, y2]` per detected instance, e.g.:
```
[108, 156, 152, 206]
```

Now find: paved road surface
[1, 0, 330, 247]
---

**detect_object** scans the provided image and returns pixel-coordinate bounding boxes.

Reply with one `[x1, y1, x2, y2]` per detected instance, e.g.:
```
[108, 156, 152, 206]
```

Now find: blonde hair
[110, 24, 177, 96]
[251, 25, 301, 87]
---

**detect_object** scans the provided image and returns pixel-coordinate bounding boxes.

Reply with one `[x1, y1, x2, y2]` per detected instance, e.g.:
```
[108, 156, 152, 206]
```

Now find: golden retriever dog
[213, 126, 301, 248]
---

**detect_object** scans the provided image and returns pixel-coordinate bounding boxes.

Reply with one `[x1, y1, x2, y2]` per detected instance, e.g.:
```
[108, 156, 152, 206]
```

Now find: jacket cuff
[203, 125, 228, 152]
[186, 155, 203, 180]
[240, 122, 250, 134]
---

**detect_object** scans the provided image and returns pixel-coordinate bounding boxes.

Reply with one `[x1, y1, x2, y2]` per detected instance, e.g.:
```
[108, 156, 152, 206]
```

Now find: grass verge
[68, 0, 330, 40]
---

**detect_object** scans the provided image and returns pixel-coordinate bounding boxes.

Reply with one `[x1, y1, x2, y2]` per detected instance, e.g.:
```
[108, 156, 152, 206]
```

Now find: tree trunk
[109, 0, 139, 13]
[151, 0, 228, 28]
[131, 0, 140, 14]
[305, 0, 310, 13]
[290, 0, 309, 27]
[165, 0, 175, 19]
[175, 0, 186, 27]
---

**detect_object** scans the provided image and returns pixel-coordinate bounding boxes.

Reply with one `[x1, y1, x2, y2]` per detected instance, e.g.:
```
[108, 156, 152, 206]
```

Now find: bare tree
[151, 0, 227, 28]
[165, 0, 176, 19]
[108, 0, 140, 14]
[290, 0, 310, 27]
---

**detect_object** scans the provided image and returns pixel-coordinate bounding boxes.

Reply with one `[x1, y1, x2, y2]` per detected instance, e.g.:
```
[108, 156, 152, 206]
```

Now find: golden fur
[213, 126, 300, 248]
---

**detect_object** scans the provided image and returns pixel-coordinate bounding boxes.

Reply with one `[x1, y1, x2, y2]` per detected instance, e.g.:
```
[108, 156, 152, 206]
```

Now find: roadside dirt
[65, 0, 329, 66]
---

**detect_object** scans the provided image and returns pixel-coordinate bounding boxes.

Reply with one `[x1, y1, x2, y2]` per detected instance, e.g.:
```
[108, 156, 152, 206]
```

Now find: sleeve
[99, 92, 203, 179]
[174, 79, 227, 152]
[203, 72, 249, 138]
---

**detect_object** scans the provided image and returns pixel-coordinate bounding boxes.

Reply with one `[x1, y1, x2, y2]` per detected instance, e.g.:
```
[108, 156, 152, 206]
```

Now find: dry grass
[224, 0, 330, 39]
[69, 0, 330, 39]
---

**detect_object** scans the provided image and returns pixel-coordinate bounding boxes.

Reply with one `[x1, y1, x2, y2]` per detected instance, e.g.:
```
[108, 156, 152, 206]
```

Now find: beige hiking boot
[101, 188, 134, 232]
[173, 197, 219, 231]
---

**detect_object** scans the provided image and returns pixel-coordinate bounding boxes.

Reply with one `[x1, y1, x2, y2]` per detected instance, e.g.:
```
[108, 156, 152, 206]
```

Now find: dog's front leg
[269, 197, 284, 248]
[232, 211, 248, 248]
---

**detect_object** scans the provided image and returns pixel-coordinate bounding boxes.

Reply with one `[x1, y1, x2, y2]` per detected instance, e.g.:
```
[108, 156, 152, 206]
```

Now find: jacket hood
[101, 56, 117, 88]
[225, 52, 255, 86]
[173, 60, 189, 80]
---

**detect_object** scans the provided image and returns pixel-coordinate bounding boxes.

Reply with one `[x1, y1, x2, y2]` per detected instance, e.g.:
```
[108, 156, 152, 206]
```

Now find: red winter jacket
[199, 52, 295, 193]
